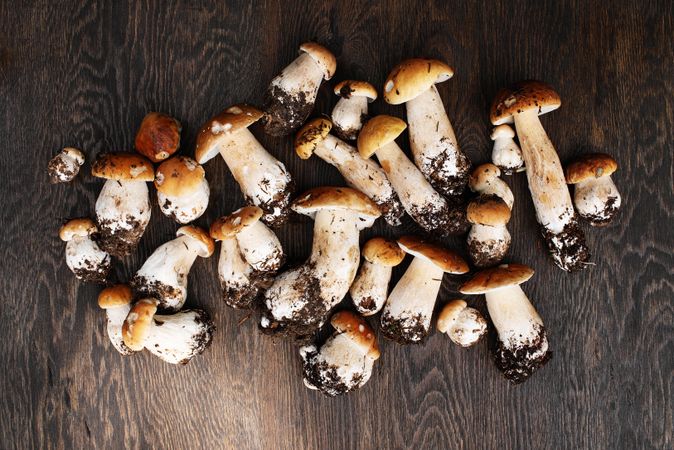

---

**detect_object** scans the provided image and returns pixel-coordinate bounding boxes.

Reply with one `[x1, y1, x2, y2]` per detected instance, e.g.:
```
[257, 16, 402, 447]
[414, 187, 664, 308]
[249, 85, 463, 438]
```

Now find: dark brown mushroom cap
[362, 237, 405, 266]
[459, 263, 534, 294]
[294, 118, 332, 159]
[334, 80, 378, 101]
[292, 186, 381, 221]
[91, 153, 155, 181]
[383, 58, 454, 104]
[397, 236, 469, 274]
[357, 115, 407, 158]
[330, 310, 380, 360]
[209, 206, 264, 240]
[490, 80, 561, 125]
[565, 153, 618, 184]
[154, 156, 206, 196]
[98, 284, 133, 309]
[134, 112, 182, 163]
[467, 196, 512, 226]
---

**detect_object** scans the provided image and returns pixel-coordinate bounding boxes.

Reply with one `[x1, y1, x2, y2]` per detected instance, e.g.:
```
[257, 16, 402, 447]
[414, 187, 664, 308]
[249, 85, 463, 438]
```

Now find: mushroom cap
[299, 42, 336, 80]
[469, 163, 502, 191]
[383, 58, 454, 104]
[91, 152, 155, 181]
[134, 112, 182, 163]
[295, 118, 332, 160]
[490, 124, 515, 140]
[459, 263, 534, 294]
[330, 310, 380, 360]
[362, 237, 406, 267]
[59, 218, 98, 241]
[154, 156, 206, 196]
[436, 299, 468, 333]
[334, 80, 378, 102]
[357, 115, 407, 158]
[122, 298, 158, 351]
[176, 225, 215, 257]
[565, 153, 618, 184]
[209, 206, 264, 240]
[98, 284, 133, 309]
[61, 147, 85, 163]
[292, 186, 381, 221]
[490, 80, 561, 125]
[195, 104, 264, 164]
[467, 196, 512, 226]
[397, 236, 469, 274]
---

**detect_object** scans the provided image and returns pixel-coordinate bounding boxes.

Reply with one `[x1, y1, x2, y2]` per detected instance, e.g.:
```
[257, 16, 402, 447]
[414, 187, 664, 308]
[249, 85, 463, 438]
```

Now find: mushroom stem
[217, 238, 258, 308]
[332, 95, 368, 139]
[349, 261, 392, 316]
[64, 235, 111, 282]
[235, 220, 284, 272]
[144, 310, 214, 365]
[574, 176, 621, 224]
[105, 304, 133, 355]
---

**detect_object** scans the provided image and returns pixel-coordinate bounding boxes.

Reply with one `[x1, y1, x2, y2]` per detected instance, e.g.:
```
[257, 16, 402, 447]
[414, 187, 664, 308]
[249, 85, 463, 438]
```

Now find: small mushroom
[565, 153, 621, 226]
[47, 147, 85, 183]
[466, 196, 512, 269]
[349, 237, 405, 316]
[155, 156, 209, 224]
[437, 299, 487, 347]
[380, 236, 469, 344]
[331, 80, 377, 141]
[300, 310, 380, 397]
[122, 298, 215, 365]
[134, 112, 182, 162]
[263, 42, 336, 136]
[195, 104, 294, 227]
[91, 152, 154, 257]
[460, 264, 552, 384]
[59, 218, 112, 283]
[468, 163, 514, 209]
[490, 125, 524, 174]
[383, 59, 470, 198]
[358, 115, 468, 236]
[97, 284, 135, 355]
[131, 226, 214, 312]
[295, 118, 404, 225]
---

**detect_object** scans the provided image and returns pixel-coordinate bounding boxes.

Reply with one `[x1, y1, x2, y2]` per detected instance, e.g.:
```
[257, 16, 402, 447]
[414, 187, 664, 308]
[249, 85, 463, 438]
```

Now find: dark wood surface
[1, 1, 672, 449]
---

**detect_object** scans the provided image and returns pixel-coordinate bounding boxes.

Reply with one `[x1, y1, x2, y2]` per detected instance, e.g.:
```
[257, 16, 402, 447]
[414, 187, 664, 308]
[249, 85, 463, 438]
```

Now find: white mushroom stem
[468, 224, 511, 247]
[472, 176, 514, 209]
[143, 310, 212, 365]
[574, 176, 621, 220]
[95, 179, 151, 233]
[492, 133, 524, 173]
[235, 220, 283, 272]
[332, 96, 368, 137]
[349, 261, 392, 316]
[217, 238, 253, 289]
[64, 235, 110, 276]
[270, 52, 324, 104]
[105, 304, 133, 355]
[157, 179, 210, 224]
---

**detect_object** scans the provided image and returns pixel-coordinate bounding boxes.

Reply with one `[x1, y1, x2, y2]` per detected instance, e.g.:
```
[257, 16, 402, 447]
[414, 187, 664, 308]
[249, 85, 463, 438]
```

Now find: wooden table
[1, 1, 672, 449]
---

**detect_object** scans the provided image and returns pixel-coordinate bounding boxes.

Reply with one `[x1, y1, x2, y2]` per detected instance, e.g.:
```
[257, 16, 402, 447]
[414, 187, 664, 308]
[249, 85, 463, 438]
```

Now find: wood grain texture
[1, 1, 672, 449]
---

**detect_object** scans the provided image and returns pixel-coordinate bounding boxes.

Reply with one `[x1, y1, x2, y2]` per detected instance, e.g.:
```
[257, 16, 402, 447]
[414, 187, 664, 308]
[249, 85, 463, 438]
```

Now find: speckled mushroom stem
[217, 238, 259, 309]
[349, 261, 392, 316]
[332, 95, 369, 140]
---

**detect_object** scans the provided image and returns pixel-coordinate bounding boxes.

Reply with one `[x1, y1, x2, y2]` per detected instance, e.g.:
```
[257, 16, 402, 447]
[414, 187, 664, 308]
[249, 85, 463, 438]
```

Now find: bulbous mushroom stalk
[295, 118, 404, 225]
[263, 42, 336, 136]
[437, 299, 487, 347]
[491, 81, 590, 271]
[384, 59, 470, 198]
[460, 264, 552, 384]
[491, 125, 524, 174]
[122, 299, 215, 365]
[260, 187, 381, 343]
[300, 311, 380, 397]
[59, 218, 112, 283]
[331, 80, 377, 141]
[380, 236, 469, 344]
[565, 153, 622, 226]
[358, 115, 468, 236]
[91, 153, 154, 257]
[349, 237, 405, 316]
[47, 147, 85, 183]
[98, 285, 136, 355]
[131, 226, 214, 312]
[195, 104, 294, 227]
[155, 156, 209, 224]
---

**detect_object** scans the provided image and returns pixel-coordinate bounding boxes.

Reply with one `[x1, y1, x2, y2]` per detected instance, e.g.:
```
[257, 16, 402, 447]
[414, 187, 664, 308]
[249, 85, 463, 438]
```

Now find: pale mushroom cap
[357, 115, 407, 158]
[397, 235, 469, 274]
[459, 263, 534, 294]
[59, 218, 98, 241]
[490, 80, 561, 125]
[122, 298, 158, 351]
[154, 156, 206, 196]
[295, 117, 332, 159]
[469, 163, 502, 191]
[299, 42, 337, 80]
[176, 225, 215, 257]
[436, 299, 468, 333]
[383, 58, 454, 104]
[334, 80, 378, 101]
[62, 147, 85, 163]
[209, 206, 264, 240]
[362, 237, 405, 266]
[490, 124, 515, 140]
[91, 153, 155, 181]
[98, 284, 133, 309]
[565, 153, 618, 184]
[292, 186, 381, 221]
[467, 196, 512, 226]
[330, 311, 380, 360]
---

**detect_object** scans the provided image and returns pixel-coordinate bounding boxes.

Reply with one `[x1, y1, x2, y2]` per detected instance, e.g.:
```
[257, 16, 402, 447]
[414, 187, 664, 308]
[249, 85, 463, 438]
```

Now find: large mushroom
[131, 226, 214, 312]
[491, 81, 590, 271]
[155, 156, 209, 224]
[300, 311, 380, 397]
[59, 218, 112, 283]
[383, 59, 470, 198]
[358, 115, 468, 236]
[47, 147, 85, 183]
[565, 153, 621, 226]
[263, 42, 336, 136]
[91, 152, 154, 257]
[437, 299, 487, 347]
[460, 263, 552, 384]
[490, 125, 524, 174]
[195, 104, 294, 227]
[97, 284, 135, 355]
[380, 236, 469, 344]
[260, 187, 381, 342]
[295, 118, 404, 225]
[331, 80, 377, 141]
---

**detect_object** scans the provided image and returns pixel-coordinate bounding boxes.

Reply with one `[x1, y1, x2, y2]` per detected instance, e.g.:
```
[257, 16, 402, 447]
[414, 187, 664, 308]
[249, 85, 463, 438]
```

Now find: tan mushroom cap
[98, 284, 133, 309]
[490, 124, 515, 140]
[209, 206, 264, 240]
[154, 156, 206, 196]
[565, 153, 618, 184]
[292, 187, 381, 220]
[299, 42, 336, 80]
[469, 163, 502, 191]
[460, 263, 534, 294]
[91, 153, 155, 181]
[334, 80, 378, 102]
[330, 310, 380, 360]
[176, 225, 215, 257]
[357, 115, 407, 158]
[490, 80, 561, 125]
[436, 299, 468, 333]
[295, 118, 332, 160]
[59, 218, 98, 241]
[194, 104, 264, 164]
[383, 58, 454, 105]
[467, 196, 512, 226]
[61, 147, 85, 163]
[397, 236, 469, 274]
[122, 298, 158, 351]
[362, 237, 405, 266]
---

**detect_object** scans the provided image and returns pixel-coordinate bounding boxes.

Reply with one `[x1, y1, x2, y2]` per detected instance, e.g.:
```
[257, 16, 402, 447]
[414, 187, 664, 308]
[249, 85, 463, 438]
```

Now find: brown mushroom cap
[91, 153, 155, 181]
[334, 80, 378, 102]
[292, 187, 381, 221]
[467, 196, 512, 226]
[154, 156, 206, 196]
[330, 310, 380, 360]
[134, 112, 182, 163]
[299, 42, 336, 80]
[383, 58, 454, 105]
[565, 153, 618, 184]
[436, 299, 468, 333]
[59, 218, 98, 241]
[357, 115, 407, 158]
[397, 236, 469, 274]
[176, 225, 215, 257]
[490, 80, 561, 125]
[459, 263, 534, 294]
[362, 237, 406, 266]
[209, 206, 264, 240]
[468, 163, 502, 191]
[122, 298, 158, 351]
[98, 284, 133, 309]
[295, 118, 332, 160]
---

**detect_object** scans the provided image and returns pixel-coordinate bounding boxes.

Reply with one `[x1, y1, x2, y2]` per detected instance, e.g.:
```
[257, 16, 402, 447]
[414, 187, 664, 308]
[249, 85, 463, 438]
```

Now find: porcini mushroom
[122, 298, 215, 365]
[383, 59, 470, 198]
[98, 284, 135, 355]
[260, 187, 381, 342]
[331, 80, 377, 141]
[263, 42, 336, 136]
[295, 118, 404, 225]
[47, 147, 85, 183]
[155, 156, 209, 224]
[134, 112, 181, 162]
[380, 236, 469, 344]
[491, 81, 590, 271]
[437, 299, 487, 347]
[358, 115, 468, 236]
[468, 163, 514, 209]
[349, 237, 405, 316]
[466, 195, 512, 268]
[460, 263, 552, 384]
[491, 125, 524, 174]
[195, 104, 294, 227]
[59, 218, 112, 283]
[91, 152, 154, 256]
[300, 310, 380, 397]
[565, 153, 621, 226]
[131, 225, 214, 312]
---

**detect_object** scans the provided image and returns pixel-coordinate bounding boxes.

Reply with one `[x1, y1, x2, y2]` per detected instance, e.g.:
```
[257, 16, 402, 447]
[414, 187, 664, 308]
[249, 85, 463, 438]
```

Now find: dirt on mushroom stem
[424, 144, 471, 198]
[246, 178, 295, 228]
[380, 312, 429, 344]
[263, 86, 312, 137]
[130, 276, 183, 312]
[97, 217, 145, 257]
[493, 324, 552, 384]
[408, 200, 469, 236]
[47, 156, 78, 183]
[301, 351, 366, 397]
[541, 218, 591, 272]
[222, 270, 275, 309]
